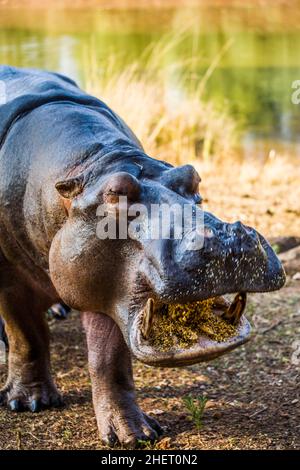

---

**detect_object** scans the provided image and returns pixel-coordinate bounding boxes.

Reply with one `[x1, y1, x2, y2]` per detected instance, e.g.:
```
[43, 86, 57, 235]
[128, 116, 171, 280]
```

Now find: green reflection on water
[0, 5, 300, 158]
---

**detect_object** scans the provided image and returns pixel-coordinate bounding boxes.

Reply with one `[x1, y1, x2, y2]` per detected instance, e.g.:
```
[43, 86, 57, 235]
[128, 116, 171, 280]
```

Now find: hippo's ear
[55, 176, 84, 199]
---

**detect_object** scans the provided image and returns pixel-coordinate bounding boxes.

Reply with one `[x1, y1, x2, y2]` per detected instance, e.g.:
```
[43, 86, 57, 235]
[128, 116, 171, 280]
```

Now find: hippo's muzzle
[127, 217, 285, 367]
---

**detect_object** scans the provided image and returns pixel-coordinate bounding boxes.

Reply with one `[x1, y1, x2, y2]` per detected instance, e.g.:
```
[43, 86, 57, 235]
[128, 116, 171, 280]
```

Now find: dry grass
[0, 1, 295, 9]
[86, 35, 239, 165]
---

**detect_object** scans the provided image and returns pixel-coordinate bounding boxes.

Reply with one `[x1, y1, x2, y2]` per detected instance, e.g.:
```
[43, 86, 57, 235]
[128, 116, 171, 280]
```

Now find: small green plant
[182, 395, 208, 430]
[62, 429, 73, 440]
[137, 439, 156, 449]
[272, 243, 281, 254]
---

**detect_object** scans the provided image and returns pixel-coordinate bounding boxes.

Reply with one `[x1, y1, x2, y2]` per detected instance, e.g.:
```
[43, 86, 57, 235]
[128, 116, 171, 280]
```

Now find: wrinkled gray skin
[0, 66, 285, 447]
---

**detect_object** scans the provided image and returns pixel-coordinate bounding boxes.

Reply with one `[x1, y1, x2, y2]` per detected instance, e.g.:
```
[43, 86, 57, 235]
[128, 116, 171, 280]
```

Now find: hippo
[0, 316, 7, 349]
[0, 66, 285, 447]
[0, 301, 70, 348]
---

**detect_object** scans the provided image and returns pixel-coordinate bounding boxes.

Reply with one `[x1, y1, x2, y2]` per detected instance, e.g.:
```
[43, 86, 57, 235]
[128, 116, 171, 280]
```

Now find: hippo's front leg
[81, 311, 162, 447]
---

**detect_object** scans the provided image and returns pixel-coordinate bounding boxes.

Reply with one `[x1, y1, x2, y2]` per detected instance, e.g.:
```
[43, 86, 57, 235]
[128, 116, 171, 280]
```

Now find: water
[1, 4, 300, 159]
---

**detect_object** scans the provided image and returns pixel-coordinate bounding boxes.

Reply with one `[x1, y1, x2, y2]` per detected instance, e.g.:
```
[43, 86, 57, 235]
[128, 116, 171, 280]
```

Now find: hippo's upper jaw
[126, 219, 285, 367]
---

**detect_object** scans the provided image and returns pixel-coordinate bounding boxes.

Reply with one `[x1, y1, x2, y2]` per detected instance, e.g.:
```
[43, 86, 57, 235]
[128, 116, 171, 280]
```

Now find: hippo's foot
[97, 400, 163, 447]
[46, 302, 71, 321]
[0, 379, 63, 412]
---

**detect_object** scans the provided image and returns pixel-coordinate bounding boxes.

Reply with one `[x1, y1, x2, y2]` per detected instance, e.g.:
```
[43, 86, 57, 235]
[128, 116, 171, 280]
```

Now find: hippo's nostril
[244, 225, 253, 235]
[204, 227, 214, 238]
[232, 221, 246, 236]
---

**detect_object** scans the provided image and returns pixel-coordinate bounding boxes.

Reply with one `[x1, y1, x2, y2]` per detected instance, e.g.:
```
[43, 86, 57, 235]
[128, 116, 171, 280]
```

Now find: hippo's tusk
[212, 296, 231, 312]
[222, 292, 247, 326]
[141, 298, 154, 339]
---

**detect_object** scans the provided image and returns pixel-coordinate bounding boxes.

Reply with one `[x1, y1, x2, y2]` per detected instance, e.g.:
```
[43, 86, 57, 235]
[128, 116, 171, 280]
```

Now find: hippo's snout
[127, 214, 285, 367]
[145, 213, 285, 306]
[178, 219, 261, 258]
[224, 221, 259, 250]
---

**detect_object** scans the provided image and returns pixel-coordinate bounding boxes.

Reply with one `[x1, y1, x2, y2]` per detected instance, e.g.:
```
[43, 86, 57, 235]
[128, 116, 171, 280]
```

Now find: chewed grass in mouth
[142, 293, 247, 351]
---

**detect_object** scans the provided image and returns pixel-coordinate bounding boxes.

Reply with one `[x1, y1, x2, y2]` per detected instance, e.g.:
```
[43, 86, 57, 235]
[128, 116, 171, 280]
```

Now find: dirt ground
[0, 280, 299, 450]
[0, 170, 299, 450]
[197, 158, 300, 239]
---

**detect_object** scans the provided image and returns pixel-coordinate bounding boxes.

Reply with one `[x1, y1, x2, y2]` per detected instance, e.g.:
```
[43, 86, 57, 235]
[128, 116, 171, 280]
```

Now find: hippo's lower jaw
[129, 293, 251, 367]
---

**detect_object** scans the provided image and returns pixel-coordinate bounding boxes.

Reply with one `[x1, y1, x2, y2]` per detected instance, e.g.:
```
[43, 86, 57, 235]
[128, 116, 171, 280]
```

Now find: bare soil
[198, 160, 300, 239]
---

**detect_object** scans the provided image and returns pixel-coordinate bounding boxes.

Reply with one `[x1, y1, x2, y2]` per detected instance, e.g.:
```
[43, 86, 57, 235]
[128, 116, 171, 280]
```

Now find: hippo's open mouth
[129, 293, 251, 366]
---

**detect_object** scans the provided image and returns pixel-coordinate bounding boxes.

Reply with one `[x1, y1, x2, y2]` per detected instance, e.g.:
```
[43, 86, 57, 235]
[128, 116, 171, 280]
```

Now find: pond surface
[1, 4, 300, 159]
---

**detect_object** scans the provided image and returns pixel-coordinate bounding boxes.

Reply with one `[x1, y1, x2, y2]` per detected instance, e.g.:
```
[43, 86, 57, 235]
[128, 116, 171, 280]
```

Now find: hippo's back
[0, 66, 141, 151]
[0, 66, 79, 102]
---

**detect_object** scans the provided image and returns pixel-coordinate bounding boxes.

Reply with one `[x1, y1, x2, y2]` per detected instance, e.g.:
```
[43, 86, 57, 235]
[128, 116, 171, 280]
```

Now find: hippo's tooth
[222, 292, 247, 326]
[212, 296, 231, 312]
[141, 298, 155, 339]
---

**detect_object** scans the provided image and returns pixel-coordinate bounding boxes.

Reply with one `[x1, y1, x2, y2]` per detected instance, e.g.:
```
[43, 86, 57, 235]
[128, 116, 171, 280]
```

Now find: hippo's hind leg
[0, 270, 62, 412]
[82, 311, 163, 448]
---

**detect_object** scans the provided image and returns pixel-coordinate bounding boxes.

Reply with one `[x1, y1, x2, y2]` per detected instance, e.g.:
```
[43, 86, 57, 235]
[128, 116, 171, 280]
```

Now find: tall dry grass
[85, 35, 238, 166]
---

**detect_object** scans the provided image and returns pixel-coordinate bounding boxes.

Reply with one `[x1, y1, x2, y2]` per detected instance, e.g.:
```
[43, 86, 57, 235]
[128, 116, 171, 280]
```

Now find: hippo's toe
[0, 381, 63, 412]
[98, 406, 163, 448]
[143, 412, 164, 435]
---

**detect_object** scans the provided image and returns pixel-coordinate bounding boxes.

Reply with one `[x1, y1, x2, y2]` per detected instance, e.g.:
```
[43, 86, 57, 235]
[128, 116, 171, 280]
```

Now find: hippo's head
[49, 154, 285, 367]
